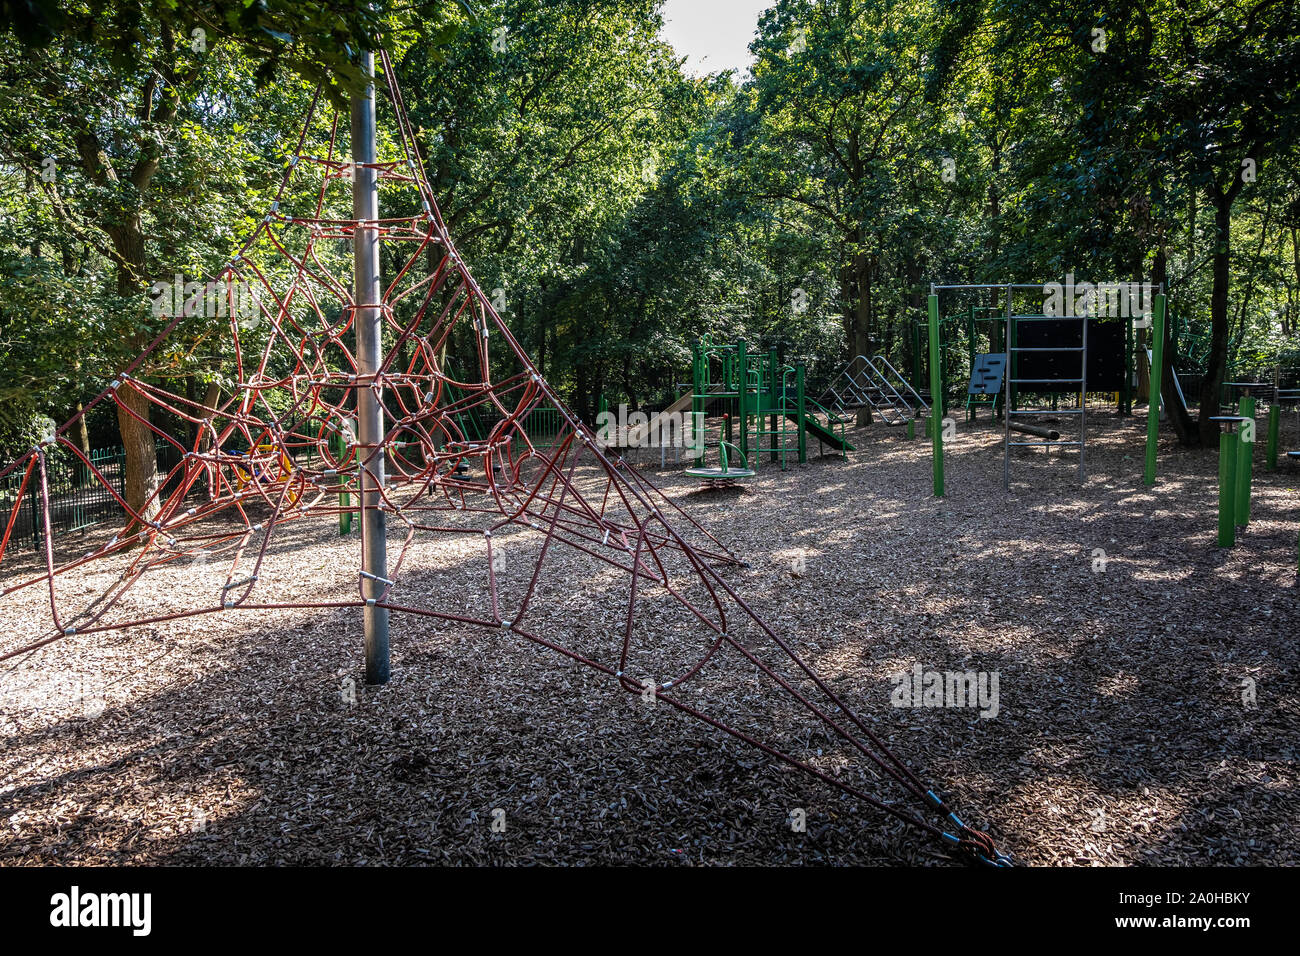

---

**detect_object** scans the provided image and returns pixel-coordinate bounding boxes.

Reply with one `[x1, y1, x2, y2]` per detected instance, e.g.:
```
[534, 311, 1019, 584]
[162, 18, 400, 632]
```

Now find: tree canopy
[2, 0, 1298, 479]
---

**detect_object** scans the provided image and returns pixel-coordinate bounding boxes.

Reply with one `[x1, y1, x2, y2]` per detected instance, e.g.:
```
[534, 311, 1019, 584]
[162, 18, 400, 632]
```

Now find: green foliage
[1, 0, 470, 103]
[1, 0, 1297, 446]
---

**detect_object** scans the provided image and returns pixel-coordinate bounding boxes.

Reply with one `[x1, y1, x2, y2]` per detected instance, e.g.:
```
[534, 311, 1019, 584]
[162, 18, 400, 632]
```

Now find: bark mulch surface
[1, 410, 1297, 865]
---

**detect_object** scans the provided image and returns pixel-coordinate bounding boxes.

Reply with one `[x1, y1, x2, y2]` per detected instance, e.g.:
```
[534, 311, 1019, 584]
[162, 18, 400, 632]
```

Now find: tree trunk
[852, 247, 873, 425]
[904, 258, 923, 386]
[1132, 259, 1150, 403]
[74, 404, 91, 457]
[1152, 247, 1195, 444]
[108, 212, 161, 526]
[1197, 193, 1233, 445]
[71, 356, 92, 459]
[116, 383, 161, 527]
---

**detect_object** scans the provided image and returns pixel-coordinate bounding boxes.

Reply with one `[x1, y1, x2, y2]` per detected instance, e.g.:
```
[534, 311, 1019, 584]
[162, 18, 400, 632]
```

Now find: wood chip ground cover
[1, 411, 1296, 865]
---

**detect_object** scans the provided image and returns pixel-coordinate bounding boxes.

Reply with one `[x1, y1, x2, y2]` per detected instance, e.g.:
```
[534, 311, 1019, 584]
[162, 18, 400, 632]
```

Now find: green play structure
[912, 302, 1016, 421]
[683, 435, 756, 488]
[689, 335, 853, 472]
[915, 295, 1259, 428]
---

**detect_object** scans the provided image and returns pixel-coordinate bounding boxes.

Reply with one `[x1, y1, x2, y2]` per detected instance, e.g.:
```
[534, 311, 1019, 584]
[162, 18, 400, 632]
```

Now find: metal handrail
[820, 354, 925, 425]
[871, 354, 930, 414]
[856, 357, 911, 424]
[805, 397, 847, 423]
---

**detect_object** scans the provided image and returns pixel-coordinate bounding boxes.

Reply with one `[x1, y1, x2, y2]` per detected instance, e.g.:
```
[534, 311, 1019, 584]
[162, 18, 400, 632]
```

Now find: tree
[0, 2, 464, 517]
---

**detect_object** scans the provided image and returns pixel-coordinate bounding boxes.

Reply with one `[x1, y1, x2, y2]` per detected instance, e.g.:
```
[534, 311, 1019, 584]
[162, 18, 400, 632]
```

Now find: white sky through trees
[659, 0, 770, 76]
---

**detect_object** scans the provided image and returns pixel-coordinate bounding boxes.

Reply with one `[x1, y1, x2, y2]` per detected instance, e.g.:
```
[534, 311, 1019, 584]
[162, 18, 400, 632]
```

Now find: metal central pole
[352, 50, 390, 684]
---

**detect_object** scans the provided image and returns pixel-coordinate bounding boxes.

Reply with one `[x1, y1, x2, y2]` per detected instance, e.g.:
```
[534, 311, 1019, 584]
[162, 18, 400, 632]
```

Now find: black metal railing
[0, 442, 184, 552]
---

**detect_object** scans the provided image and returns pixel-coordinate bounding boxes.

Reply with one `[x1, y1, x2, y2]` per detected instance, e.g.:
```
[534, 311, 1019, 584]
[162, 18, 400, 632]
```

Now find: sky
[659, 0, 772, 76]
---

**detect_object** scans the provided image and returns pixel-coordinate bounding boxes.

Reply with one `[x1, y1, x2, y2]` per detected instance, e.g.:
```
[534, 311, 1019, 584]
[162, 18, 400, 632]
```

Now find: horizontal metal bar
[1009, 315, 1088, 322]
[1008, 441, 1083, 447]
[930, 283, 1048, 290]
[931, 282, 1164, 293]
[1011, 378, 1085, 384]
[1010, 347, 1085, 352]
[1008, 409, 1085, 416]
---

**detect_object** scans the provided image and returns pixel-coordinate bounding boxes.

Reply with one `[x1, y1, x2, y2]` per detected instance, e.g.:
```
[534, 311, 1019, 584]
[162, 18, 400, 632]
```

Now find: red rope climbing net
[0, 53, 1007, 865]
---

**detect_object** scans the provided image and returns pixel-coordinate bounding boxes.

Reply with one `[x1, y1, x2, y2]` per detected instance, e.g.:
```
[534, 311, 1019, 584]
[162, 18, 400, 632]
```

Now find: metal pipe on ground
[1008, 421, 1061, 440]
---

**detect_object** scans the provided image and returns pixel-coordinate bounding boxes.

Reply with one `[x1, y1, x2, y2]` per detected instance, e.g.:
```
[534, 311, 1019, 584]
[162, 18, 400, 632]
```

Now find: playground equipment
[822, 354, 928, 426]
[1146, 346, 1193, 422]
[1211, 415, 1252, 548]
[229, 443, 301, 505]
[683, 433, 755, 488]
[605, 338, 854, 471]
[689, 335, 852, 470]
[1005, 302, 1090, 486]
[1268, 386, 1300, 473]
[967, 353, 1058, 440]
[966, 353, 1006, 419]
[1209, 384, 1274, 548]
[916, 304, 1008, 419]
[921, 293, 1141, 418]
[925, 283, 1168, 494]
[0, 54, 1007, 866]
[621, 391, 696, 452]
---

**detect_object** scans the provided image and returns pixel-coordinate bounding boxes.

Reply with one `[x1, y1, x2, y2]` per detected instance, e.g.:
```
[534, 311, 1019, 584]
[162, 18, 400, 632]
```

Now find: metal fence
[453, 401, 567, 450]
[0, 442, 184, 552]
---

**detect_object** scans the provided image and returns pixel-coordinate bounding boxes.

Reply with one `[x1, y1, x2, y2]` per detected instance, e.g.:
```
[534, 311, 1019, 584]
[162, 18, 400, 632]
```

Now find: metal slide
[1147, 347, 1191, 418]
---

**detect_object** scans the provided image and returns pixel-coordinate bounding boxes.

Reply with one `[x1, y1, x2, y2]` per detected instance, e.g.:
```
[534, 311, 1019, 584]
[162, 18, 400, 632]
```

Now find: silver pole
[1079, 314, 1089, 480]
[1003, 285, 1012, 489]
[352, 51, 390, 684]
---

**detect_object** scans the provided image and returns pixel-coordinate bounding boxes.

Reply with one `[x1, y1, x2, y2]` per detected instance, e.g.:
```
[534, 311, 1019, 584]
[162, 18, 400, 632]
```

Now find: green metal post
[769, 347, 779, 464]
[1143, 294, 1167, 486]
[1218, 427, 1236, 547]
[907, 418, 915, 440]
[796, 363, 807, 464]
[1236, 394, 1255, 526]
[737, 340, 749, 466]
[691, 341, 705, 465]
[939, 317, 949, 419]
[1266, 403, 1280, 471]
[333, 432, 352, 535]
[928, 294, 944, 497]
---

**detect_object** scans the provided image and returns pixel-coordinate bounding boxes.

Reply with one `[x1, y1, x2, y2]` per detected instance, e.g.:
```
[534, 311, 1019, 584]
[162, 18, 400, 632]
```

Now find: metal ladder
[822, 354, 929, 426]
[1004, 314, 1088, 488]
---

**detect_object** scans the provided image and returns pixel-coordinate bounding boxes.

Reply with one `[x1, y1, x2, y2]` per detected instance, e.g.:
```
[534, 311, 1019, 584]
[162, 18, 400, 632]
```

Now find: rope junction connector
[929, 791, 1012, 866]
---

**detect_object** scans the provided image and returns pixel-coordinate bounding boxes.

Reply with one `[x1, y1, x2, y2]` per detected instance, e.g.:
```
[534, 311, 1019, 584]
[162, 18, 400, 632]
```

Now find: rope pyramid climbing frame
[0, 53, 1008, 866]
